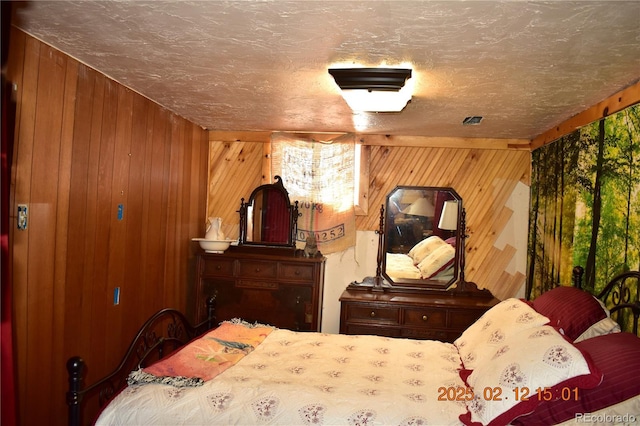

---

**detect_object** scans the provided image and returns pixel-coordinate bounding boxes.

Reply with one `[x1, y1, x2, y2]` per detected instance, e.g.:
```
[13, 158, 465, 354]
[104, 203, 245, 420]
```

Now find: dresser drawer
[279, 263, 315, 281]
[201, 257, 234, 276]
[401, 328, 450, 341]
[237, 260, 277, 279]
[344, 324, 402, 337]
[346, 304, 399, 324]
[449, 309, 484, 329]
[403, 308, 447, 327]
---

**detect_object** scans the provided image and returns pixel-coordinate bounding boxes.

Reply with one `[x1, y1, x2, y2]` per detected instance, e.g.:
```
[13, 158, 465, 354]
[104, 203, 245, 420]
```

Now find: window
[269, 133, 367, 253]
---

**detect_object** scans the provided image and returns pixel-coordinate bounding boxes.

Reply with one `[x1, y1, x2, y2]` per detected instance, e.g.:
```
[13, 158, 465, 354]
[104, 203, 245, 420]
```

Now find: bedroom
[1, 1, 639, 425]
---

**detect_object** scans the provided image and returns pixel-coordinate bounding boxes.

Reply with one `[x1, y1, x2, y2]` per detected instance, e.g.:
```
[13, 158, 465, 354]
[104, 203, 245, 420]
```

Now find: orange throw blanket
[127, 320, 274, 387]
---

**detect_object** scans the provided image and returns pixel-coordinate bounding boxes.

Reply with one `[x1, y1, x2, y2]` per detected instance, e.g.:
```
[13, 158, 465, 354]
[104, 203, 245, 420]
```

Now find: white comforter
[96, 329, 467, 425]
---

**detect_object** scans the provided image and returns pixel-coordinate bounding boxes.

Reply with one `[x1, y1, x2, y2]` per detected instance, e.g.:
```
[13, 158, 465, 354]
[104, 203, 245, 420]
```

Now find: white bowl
[192, 238, 233, 253]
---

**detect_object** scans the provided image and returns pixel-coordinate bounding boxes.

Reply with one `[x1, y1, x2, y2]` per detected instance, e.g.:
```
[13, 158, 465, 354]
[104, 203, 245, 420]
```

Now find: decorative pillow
[454, 298, 550, 370]
[573, 317, 620, 343]
[460, 325, 603, 426]
[532, 286, 608, 341]
[408, 235, 447, 264]
[512, 332, 640, 425]
[417, 243, 455, 279]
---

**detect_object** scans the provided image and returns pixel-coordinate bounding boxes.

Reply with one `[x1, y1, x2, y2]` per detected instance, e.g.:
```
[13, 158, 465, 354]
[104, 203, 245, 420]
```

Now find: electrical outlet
[17, 204, 28, 230]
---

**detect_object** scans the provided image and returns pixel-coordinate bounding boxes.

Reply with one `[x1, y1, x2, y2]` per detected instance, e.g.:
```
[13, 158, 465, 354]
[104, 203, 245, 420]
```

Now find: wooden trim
[358, 135, 530, 150]
[209, 130, 530, 151]
[354, 144, 370, 216]
[531, 80, 640, 150]
[262, 142, 272, 184]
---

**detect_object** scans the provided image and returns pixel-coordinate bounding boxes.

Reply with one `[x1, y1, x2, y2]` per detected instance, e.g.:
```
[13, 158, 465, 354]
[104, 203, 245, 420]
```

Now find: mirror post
[373, 204, 385, 291]
[458, 207, 468, 291]
[238, 198, 246, 244]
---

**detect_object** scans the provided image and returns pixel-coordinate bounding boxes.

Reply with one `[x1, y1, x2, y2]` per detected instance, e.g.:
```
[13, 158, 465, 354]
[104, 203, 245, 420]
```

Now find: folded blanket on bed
[127, 319, 274, 387]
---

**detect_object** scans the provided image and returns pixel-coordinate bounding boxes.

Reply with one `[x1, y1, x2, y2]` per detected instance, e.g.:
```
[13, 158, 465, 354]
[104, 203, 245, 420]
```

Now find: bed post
[66, 356, 84, 426]
[206, 295, 217, 330]
[572, 266, 584, 289]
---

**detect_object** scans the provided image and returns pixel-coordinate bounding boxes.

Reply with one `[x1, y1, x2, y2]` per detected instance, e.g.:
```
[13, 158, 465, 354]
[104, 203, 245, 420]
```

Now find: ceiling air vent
[462, 116, 483, 125]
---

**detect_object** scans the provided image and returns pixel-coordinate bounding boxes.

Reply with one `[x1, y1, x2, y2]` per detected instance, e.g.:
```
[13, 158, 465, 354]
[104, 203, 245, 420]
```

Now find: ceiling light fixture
[328, 67, 413, 113]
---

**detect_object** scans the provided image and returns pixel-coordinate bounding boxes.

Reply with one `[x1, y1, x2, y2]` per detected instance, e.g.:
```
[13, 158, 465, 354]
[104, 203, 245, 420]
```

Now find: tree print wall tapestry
[527, 104, 639, 299]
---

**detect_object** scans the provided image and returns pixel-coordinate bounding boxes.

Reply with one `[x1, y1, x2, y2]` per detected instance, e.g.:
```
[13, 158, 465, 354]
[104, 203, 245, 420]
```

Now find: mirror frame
[382, 186, 462, 290]
[238, 176, 299, 249]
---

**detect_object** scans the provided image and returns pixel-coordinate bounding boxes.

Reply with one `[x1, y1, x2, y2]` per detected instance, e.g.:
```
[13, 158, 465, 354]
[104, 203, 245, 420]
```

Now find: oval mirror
[239, 176, 298, 248]
[382, 186, 461, 289]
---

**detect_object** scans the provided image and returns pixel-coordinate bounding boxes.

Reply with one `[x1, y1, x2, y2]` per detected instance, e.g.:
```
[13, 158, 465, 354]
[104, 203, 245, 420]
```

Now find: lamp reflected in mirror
[438, 200, 458, 231]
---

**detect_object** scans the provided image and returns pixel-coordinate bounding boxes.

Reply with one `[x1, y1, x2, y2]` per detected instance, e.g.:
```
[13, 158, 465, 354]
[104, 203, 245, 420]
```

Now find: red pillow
[532, 286, 607, 340]
[513, 332, 640, 425]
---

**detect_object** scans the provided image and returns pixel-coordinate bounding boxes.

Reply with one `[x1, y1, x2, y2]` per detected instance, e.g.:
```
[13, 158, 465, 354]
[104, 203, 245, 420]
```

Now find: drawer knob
[255, 268, 261, 272]
[422, 315, 429, 321]
[215, 265, 221, 270]
[370, 311, 376, 317]
[295, 269, 301, 275]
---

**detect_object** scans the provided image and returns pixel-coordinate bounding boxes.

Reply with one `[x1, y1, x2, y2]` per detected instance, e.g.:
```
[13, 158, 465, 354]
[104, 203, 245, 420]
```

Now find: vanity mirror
[238, 176, 299, 250]
[382, 186, 461, 290]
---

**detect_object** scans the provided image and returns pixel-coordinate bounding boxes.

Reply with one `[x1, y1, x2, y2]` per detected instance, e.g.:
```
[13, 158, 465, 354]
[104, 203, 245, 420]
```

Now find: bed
[67, 269, 640, 426]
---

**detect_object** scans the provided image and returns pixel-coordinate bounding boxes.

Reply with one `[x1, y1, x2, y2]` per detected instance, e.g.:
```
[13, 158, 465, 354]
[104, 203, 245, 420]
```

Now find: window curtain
[271, 133, 356, 254]
[527, 104, 640, 299]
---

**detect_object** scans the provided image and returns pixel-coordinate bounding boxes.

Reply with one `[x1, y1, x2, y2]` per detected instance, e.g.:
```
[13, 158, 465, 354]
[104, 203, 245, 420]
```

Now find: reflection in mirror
[383, 186, 461, 289]
[247, 186, 290, 243]
[239, 176, 298, 248]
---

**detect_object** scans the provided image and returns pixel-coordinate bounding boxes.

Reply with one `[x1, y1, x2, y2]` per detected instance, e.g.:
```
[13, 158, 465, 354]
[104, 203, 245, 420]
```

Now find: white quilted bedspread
[96, 329, 467, 425]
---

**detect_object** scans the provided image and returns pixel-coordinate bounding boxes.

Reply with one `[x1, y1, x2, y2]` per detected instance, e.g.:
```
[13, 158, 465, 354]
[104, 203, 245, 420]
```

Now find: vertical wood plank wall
[6, 30, 208, 425]
[207, 141, 531, 300]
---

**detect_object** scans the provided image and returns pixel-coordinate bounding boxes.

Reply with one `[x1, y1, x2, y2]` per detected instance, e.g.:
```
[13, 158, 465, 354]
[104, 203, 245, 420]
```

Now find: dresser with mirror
[339, 186, 498, 342]
[194, 177, 325, 331]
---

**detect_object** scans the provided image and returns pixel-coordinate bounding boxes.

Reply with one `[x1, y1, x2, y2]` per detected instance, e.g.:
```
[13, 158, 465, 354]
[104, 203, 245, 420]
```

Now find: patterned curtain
[271, 133, 356, 254]
[527, 104, 640, 299]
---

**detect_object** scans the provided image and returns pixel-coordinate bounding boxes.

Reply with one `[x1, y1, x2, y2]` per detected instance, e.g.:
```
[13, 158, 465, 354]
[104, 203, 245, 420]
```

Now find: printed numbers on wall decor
[297, 224, 345, 243]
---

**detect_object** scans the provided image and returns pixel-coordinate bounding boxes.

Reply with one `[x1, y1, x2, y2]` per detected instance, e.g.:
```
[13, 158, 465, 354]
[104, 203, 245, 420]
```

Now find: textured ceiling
[12, 1, 640, 140]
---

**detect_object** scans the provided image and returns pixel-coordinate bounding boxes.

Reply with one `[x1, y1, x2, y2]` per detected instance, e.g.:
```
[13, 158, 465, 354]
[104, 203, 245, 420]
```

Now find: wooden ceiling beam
[531, 80, 640, 150]
[209, 131, 530, 151]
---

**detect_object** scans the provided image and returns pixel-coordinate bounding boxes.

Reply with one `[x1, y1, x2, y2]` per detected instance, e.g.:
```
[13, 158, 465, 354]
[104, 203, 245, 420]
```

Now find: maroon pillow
[513, 332, 640, 425]
[445, 236, 457, 248]
[532, 286, 607, 340]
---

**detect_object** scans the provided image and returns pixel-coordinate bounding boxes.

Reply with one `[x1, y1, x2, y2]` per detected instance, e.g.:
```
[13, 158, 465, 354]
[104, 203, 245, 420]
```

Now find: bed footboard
[66, 297, 216, 426]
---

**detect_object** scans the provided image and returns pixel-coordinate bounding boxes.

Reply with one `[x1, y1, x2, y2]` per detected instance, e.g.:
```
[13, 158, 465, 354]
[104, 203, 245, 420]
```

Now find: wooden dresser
[339, 287, 498, 342]
[195, 248, 326, 331]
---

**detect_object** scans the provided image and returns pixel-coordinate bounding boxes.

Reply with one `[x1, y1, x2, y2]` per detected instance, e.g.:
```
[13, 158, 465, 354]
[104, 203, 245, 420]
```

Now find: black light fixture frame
[328, 68, 412, 92]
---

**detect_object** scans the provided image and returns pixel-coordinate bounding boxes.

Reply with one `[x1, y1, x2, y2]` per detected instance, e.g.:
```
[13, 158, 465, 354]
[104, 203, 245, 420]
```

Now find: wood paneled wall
[6, 30, 208, 425]
[206, 137, 531, 300]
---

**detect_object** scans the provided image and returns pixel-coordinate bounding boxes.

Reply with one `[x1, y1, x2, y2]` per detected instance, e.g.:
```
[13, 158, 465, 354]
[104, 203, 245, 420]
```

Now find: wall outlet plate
[17, 204, 28, 230]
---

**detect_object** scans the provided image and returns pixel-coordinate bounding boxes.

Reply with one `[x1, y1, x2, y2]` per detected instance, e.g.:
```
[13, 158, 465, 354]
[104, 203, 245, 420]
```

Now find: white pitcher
[205, 217, 225, 240]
